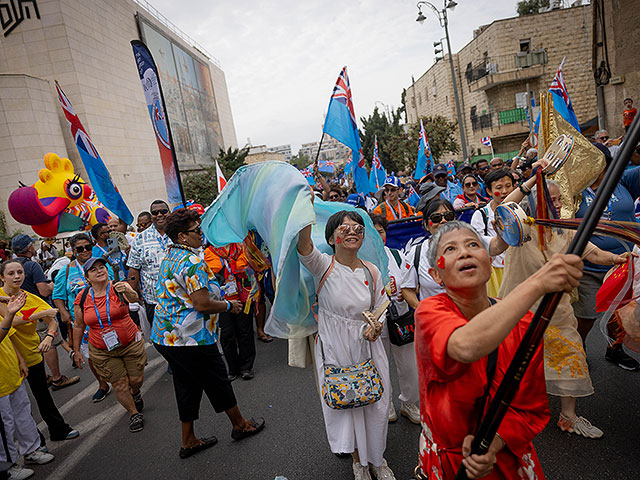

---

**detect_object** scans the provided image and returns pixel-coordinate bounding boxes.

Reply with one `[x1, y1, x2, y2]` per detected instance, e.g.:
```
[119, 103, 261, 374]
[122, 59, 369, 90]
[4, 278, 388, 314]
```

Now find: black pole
[455, 114, 640, 480]
[313, 132, 326, 168]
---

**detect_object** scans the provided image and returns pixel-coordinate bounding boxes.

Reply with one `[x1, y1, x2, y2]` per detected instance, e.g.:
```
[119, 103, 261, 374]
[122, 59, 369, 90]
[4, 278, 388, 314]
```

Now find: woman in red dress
[414, 220, 583, 479]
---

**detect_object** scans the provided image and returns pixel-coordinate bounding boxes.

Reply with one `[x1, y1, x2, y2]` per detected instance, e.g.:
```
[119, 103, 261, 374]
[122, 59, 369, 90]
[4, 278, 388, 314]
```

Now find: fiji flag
[446, 158, 456, 176]
[369, 135, 386, 193]
[54, 82, 133, 224]
[323, 67, 368, 194]
[534, 57, 580, 133]
[344, 154, 353, 176]
[414, 119, 434, 180]
[300, 166, 315, 186]
[318, 160, 335, 173]
[406, 184, 421, 208]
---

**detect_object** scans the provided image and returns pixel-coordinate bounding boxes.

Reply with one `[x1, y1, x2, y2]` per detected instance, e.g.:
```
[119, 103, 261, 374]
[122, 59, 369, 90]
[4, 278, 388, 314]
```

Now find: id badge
[102, 329, 121, 351]
[224, 281, 237, 296]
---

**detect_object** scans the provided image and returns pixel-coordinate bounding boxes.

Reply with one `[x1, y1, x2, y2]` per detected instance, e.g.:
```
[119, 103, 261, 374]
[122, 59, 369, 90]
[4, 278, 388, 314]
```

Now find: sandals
[257, 333, 273, 343]
[179, 436, 218, 459]
[231, 417, 265, 441]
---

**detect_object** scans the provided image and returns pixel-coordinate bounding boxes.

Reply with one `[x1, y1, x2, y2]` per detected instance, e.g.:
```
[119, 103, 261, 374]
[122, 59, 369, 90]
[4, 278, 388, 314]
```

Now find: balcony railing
[471, 107, 532, 134]
[464, 49, 547, 85]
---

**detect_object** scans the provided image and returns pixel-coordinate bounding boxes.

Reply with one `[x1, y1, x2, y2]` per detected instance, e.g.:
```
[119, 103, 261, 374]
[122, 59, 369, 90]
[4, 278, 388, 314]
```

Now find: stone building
[406, 3, 595, 163]
[0, 0, 237, 234]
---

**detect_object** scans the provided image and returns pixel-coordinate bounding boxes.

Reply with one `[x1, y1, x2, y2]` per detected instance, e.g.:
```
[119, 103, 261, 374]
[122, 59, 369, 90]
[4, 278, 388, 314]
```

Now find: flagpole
[313, 132, 325, 168]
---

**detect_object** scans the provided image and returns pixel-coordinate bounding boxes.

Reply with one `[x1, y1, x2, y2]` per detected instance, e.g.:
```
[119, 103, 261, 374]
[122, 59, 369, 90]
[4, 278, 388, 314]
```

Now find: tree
[290, 152, 311, 169]
[182, 146, 249, 206]
[358, 106, 460, 175]
[517, 0, 549, 16]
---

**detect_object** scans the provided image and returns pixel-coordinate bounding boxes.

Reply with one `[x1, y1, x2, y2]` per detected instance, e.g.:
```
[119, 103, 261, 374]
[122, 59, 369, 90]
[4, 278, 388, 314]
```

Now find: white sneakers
[353, 462, 372, 480]
[388, 402, 398, 423]
[8, 465, 34, 480]
[353, 459, 396, 480]
[369, 459, 396, 480]
[24, 450, 55, 465]
[399, 402, 420, 424]
[557, 413, 604, 439]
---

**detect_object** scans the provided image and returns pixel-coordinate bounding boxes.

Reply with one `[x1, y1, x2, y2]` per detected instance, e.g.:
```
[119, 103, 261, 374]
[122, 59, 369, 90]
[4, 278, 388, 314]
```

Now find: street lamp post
[374, 100, 392, 123]
[416, 1, 469, 161]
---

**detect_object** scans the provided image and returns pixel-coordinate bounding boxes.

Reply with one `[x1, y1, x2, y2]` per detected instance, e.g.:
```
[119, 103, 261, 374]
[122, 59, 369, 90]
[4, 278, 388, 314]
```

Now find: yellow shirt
[0, 288, 53, 368]
[0, 329, 23, 397]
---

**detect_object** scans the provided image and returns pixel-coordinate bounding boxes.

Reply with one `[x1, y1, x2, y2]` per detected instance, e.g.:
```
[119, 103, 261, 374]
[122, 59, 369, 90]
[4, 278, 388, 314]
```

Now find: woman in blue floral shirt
[153, 209, 265, 459]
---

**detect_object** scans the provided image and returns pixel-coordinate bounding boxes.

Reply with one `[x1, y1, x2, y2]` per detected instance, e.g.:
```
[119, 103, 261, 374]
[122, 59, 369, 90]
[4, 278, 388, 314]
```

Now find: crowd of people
[1, 125, 639, 480]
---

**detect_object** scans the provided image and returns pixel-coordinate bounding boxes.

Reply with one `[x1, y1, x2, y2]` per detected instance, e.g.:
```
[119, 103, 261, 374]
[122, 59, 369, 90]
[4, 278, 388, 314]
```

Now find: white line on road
[44, 357, 168, 479]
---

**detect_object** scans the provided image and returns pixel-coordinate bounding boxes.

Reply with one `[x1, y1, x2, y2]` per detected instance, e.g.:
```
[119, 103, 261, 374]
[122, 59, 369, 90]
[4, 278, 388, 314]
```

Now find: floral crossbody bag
[316, 257, 384, 410]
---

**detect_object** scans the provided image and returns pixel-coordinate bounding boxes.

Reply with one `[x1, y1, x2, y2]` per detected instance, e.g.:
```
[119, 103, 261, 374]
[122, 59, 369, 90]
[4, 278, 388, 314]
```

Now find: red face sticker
[428, 220, 434, 227]
[336, 237, 342, 244]
[437, 256, 445, 269]
[494, 191, 502, 198]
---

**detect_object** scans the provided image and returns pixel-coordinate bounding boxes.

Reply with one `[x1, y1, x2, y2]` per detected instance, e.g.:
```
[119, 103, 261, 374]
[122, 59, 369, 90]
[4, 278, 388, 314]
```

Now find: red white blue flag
[369, 135, 386, 193]
[481, 136, 492, 148]
[55, 81, 133, 224]
[414, 119, 434, 180]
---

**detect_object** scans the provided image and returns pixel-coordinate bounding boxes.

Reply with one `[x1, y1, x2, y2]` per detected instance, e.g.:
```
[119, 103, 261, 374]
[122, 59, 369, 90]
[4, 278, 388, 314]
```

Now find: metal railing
[464, 49, 547, 85]
[470, 107, 531, 132]
[133, 0, 221, 67]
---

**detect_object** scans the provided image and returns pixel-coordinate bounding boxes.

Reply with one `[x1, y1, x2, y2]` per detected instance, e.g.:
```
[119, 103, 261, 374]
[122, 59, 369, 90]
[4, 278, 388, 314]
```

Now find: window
[520, 39, 531, 53]
[432, 79, 437, 97]
[418, 92, 422, 105]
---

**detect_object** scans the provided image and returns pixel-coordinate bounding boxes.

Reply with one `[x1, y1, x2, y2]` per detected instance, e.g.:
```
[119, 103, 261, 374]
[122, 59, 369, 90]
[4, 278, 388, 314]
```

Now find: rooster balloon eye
[66, 181, 83, 199]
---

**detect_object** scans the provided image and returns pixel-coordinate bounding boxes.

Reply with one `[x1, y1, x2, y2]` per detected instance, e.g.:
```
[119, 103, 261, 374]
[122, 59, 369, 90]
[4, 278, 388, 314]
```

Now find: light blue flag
[414, 118, 434, 180]
[200, 161, 388, 339]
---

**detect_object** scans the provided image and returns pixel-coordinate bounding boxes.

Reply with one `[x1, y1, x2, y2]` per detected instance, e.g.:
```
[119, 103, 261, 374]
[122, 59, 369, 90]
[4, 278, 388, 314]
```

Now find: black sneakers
[129, 413, 144, 433]
[132, 392, 144, 412]
[605, 346, 640, 371]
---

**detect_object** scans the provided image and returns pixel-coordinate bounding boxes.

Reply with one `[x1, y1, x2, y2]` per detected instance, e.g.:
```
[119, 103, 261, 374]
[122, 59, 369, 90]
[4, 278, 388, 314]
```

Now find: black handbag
[386, 301, 414, 346]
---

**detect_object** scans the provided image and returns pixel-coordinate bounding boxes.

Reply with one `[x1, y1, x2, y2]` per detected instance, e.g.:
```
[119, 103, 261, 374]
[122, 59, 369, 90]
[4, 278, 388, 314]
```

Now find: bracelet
[45, 333, 54, 339]
[225, 300, 231, 312]
[1, 326, 10, 331]
[519, 185, 531, 196]
[48, 330, 56, 335]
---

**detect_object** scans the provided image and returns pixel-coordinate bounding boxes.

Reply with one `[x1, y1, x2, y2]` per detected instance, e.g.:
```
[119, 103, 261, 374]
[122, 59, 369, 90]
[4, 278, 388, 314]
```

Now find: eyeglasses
[336, 224, 365, 236]
[185, 226, 202, 235]
[151, 208, 169, 216]
[74, 245, 92, 253]
[328, 194, 340, 200]
[479, 166, 489, 171]
[429, 211, 456, 224]
[464, 181, 478, 187]
[136, 222, 151, 229]
[490, 163, 504, 168]
[383, 186, 399, 192]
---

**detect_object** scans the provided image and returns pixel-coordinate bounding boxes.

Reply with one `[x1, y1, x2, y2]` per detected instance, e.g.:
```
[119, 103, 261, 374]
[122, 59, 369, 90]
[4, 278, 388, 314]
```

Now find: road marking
[45, 360, 168, 480]
[38, 343, 157, 428]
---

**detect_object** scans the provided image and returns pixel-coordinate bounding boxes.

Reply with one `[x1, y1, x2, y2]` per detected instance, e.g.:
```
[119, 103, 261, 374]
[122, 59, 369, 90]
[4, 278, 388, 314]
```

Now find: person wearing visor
[372, 176, 415, 222]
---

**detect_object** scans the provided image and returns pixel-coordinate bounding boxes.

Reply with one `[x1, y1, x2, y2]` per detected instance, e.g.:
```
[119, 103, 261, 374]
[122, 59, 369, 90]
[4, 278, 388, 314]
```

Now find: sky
[148, 0, 521, 154]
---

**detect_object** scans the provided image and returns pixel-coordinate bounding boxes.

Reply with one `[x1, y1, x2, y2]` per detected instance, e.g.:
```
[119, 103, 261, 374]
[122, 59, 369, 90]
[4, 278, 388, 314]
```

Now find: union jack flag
[481, 136, 492, 148]
[56, 83, 100, 159]
[549, 57, 573, 111]
[330, 67, 358, 129]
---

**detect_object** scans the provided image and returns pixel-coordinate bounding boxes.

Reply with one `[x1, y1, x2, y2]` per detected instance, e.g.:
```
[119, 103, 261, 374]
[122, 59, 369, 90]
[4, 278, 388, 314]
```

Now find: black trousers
[145, 301, 156, 327]
[219, 307, 256, 375]
[26, 361, 71, 441]
[154, 343, 237, 423]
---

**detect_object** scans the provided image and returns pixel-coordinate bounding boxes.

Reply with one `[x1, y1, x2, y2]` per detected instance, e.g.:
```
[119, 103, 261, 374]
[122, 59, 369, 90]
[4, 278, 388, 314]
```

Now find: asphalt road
[26, 329, 640, 480]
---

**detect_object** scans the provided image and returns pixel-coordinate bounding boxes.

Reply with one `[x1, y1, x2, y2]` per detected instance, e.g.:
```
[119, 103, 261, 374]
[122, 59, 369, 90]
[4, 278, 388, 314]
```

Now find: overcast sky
[148, 0, 521, 154]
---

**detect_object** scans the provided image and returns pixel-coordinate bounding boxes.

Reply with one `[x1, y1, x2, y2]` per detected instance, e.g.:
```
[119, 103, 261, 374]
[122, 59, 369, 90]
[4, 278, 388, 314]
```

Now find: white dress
[299, 247, 390, 467]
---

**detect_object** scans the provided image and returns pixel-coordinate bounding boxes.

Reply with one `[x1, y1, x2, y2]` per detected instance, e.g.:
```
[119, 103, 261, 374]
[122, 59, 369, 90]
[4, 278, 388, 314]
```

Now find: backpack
[479, 206, 490, 236]
[379, 201, 411, 219]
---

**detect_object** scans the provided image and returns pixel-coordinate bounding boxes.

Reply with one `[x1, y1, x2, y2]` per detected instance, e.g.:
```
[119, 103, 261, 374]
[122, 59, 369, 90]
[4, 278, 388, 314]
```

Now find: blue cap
[383, 176, 401, 188]
[82, 257, 108, 274]
[433, 163, 448, 176]
[346, 194, 365, 208]
[11, 234, 35, 252]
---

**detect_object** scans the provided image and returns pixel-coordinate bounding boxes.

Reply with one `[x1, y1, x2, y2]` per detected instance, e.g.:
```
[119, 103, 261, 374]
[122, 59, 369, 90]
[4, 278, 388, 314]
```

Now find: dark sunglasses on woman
[429, 211, 456, 224]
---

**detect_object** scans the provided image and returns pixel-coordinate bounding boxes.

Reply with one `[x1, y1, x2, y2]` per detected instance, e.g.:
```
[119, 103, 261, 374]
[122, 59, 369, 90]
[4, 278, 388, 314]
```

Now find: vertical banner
[131, 40, 185, 205]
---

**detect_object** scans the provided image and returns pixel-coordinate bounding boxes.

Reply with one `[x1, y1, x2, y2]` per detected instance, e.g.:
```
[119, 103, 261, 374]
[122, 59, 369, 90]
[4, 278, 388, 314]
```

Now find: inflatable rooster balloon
[8, 152, 111, 237]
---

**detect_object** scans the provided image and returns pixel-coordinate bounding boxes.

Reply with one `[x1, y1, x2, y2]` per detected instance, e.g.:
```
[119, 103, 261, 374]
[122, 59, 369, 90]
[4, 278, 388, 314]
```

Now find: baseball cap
[416, 181, 446, 213]
[433, 164, 448, 176]
[11, 234, 35, 252]
[460, 162, 472, 172]
[346, 193, 365, 208]
[383, 176, 401, 188]
[82, 257, 108, 274]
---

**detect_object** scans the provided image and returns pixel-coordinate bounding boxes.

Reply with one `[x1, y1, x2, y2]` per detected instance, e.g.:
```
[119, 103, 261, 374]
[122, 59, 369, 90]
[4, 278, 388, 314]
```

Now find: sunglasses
[429, 211, 456, 224]
[384, 186, 399, 192]
[329, 195, 340, 200]
[464, 181, 478, 187]
[598, 136, 609, 141]
[185, 226, 202, 235]
[136, 222, 151, 229]
[490, 163, 504, 168]
[74, 245, 92, 253]
[336, 224, 365, 236]
[479, 166, 489, 171]
[151, 208, 169, 216]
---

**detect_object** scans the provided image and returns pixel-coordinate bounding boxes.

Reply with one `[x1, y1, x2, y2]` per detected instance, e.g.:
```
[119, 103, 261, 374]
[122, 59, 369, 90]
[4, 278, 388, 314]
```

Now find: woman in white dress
[297, 210, 395, 480]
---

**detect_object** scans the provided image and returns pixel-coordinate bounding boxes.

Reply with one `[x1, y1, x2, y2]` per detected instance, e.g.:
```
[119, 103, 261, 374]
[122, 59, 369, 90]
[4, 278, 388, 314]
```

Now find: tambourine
[109, 231, 130, 251]
[495, 202, 531, 247]
[541, 134, 575, 175]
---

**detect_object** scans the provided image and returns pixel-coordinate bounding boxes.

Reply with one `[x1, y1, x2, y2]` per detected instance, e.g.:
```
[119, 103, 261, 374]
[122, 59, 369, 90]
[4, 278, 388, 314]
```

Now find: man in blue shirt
[573, 143, 640, 371]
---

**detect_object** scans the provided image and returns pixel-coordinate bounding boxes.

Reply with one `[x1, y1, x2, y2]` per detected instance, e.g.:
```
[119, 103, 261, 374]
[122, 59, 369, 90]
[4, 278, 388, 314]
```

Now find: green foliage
[517, 0, 549, 16]
[182, 147, 249, 207]
[358, 108, 460, 175]
[290, 152, 311, 169]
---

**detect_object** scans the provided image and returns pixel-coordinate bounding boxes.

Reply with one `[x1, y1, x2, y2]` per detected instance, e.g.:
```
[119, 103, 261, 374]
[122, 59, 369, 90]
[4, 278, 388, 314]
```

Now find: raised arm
[297, 224, 313, 256]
